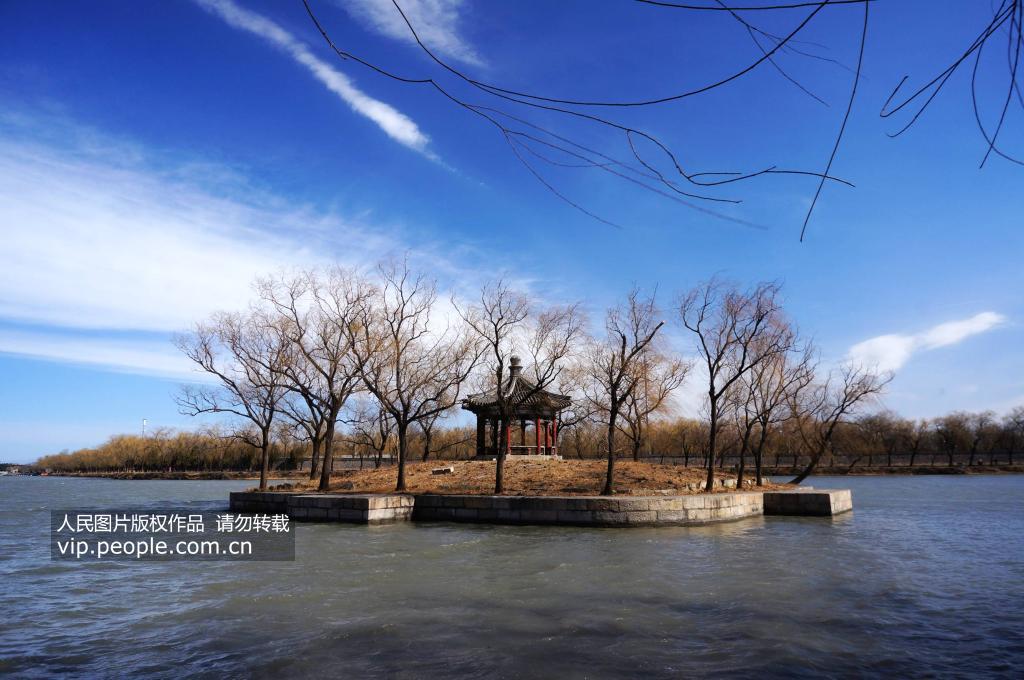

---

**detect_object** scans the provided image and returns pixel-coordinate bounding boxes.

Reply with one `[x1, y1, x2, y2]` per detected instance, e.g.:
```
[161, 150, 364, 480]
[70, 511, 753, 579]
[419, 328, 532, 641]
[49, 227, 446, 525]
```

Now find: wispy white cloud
[848, 312, 1006, 372]
[0, 329, 207, 381]
[193, 0, 433, 154]
[0, 130, 346, 332]
[343, 0, 483, 67]
[0, 112, 488, 378]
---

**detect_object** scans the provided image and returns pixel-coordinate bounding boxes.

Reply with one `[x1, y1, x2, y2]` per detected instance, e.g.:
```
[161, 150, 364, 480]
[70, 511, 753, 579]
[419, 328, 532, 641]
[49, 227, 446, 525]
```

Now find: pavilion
[462, 356, 571, 459]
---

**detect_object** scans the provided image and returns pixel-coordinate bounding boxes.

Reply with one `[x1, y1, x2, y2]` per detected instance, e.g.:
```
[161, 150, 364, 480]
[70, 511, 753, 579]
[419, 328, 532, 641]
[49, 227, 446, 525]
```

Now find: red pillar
[535, 418, 542, 454]
[552, 419, 558, 455]
[506, 423, 512, 456]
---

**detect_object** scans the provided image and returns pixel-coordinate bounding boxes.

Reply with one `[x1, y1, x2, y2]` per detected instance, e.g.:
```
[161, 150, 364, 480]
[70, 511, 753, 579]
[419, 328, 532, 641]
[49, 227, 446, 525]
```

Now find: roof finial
[509, 355, 522, 377]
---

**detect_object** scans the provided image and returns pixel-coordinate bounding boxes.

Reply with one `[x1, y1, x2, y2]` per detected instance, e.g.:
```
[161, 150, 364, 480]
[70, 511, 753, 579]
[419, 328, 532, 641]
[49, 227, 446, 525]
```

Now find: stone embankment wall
[229, 489, 853, 526]
[230, 492, 413, 524]
[411, 492, 763, 526]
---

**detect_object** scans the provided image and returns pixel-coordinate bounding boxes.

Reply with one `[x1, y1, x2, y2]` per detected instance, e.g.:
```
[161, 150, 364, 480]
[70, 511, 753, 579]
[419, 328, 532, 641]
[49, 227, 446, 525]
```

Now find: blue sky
[1, 0, 1022, 462]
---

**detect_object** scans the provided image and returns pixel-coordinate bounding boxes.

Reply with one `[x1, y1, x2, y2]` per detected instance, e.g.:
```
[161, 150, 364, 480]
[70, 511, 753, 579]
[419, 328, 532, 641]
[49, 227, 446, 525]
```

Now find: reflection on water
[1, 476, 1022, 678]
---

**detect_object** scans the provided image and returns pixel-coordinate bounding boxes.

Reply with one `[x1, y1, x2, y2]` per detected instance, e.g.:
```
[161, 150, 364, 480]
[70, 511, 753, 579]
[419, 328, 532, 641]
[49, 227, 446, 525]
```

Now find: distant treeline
[34, 408, 1024, 474]
[559, 410, 1024, 470]
[32, 424, 475, 474]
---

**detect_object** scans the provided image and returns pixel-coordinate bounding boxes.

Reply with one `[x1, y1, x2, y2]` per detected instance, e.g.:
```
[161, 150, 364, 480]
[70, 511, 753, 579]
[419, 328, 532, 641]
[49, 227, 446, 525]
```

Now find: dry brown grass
[270, 459, 795, 496]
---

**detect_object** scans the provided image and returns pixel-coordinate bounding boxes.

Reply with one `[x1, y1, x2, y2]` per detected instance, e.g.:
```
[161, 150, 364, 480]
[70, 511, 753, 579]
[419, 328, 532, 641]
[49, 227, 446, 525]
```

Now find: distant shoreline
[22, 471, 309, 481]
[18, 463, 1024, 481]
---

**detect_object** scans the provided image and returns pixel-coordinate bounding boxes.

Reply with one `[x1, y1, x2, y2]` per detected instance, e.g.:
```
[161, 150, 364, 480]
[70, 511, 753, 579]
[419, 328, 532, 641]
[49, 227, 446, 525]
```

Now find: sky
[1, 0, 1022, 463]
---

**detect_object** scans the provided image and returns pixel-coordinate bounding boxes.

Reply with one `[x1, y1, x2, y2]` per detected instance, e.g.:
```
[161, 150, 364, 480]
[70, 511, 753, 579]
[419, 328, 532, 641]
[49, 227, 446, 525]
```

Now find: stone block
[563, 497, 598, 510]
[364, 496, 391, 510]
[490, 497, 515, 510]
[622, 511, 657, 524]
[328, 509, 365, 521]
[520, 509, 560, 523]
[763, 489, 852, 516]
[555, 510, 594, 523]
[574, 498, 618, 512]
[591, 511, 632, 525]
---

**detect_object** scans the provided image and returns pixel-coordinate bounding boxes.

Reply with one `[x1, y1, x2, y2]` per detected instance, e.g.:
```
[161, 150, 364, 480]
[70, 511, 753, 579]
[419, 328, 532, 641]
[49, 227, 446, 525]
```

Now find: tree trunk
[705, 399, 717, 492]
[736, 425, 753, 488]
[395, 422, 408, 492]
[494, 419, 507, 494]
[421, 428, 433, 462]
[308, 437, 321, 481]
[258, 427, 270, 491]
[753, 427, 769, 486]
[603, 410, 618, 496]
[318, 418, 337, 492]
[791, 443, 826, 484]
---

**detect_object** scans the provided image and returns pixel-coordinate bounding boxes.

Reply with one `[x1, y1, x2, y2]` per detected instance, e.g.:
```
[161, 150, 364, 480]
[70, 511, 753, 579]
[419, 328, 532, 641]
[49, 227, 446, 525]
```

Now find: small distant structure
[462, 356, 571, 459]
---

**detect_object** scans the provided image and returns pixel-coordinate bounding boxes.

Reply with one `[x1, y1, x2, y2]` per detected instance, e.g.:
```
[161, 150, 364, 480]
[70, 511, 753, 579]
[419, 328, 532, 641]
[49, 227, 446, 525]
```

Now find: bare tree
[175, 310, 290, 490]
[343, 398, 395, 469]
[277, 389, 329, 481]
[859, 411, 906, 468]
[679, 279, 787, 491]
[967, 411, 997, 466]
[724, 326, 800, 487]
[352, 259, 482, 491]
[906, 419, 930, 468]
[935, 412, 972, 467]
[418, 410, 442, 462]
[417, 410, 475, 462]
[619, 348, 690, 462]
[581, 288, 681, 494]
[258, 268, 371, 491]
[790, 363, 891, 484]
[744, 339, 815, 485]
[458, 280, 582, 493]
[1004, 407, 1024, 466]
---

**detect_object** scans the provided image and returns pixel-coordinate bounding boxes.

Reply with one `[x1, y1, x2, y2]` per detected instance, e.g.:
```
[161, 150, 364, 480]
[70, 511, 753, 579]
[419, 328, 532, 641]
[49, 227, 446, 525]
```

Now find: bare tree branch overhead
[298, 0, 1020, 240]
[300, 0, 872, 237]
[879, 0, 1023, 167]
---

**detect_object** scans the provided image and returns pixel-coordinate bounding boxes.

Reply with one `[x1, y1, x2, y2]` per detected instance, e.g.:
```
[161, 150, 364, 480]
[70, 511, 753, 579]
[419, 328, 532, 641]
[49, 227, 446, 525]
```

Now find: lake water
[1, 475, 1022, 678]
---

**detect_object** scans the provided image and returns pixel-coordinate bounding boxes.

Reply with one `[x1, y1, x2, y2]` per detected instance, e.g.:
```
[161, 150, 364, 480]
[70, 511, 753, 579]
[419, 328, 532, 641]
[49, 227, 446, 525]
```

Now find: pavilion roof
[461, 358, 571, 416]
